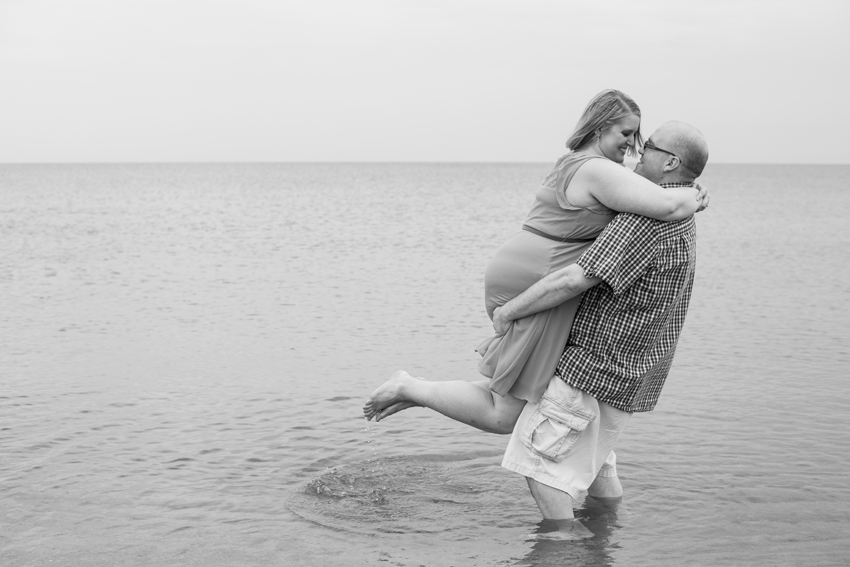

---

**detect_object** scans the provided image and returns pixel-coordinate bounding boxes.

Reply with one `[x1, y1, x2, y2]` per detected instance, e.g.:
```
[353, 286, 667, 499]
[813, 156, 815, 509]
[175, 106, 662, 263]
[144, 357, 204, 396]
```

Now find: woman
[363, 89, 706, 432]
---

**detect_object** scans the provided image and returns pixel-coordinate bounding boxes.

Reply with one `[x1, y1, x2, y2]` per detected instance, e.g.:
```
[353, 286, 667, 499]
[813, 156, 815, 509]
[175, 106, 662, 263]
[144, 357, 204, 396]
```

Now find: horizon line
[1, 160, 848, 167]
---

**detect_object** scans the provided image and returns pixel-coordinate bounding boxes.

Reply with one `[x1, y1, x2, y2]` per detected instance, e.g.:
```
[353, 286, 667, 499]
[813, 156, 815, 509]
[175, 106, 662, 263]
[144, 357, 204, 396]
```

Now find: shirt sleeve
[577, 213, 657, 295]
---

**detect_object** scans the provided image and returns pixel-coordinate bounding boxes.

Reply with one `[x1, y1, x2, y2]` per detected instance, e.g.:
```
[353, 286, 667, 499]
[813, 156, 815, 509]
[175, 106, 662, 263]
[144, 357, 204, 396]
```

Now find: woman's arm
[575, 159, 704, 221]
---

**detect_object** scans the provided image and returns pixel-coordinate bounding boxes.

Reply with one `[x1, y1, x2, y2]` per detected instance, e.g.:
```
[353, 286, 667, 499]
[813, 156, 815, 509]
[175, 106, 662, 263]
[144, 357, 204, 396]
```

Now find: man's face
[634, 130, 674, 184]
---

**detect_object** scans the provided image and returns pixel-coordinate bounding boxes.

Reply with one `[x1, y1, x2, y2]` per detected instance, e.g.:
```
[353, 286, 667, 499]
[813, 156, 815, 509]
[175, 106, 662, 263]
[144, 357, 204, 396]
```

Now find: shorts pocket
[521, 393, 595, 463]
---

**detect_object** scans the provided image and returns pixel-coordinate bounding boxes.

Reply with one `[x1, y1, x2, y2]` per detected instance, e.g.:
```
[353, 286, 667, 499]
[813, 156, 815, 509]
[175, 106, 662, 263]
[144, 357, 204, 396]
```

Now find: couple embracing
[364, 89, 710, 538]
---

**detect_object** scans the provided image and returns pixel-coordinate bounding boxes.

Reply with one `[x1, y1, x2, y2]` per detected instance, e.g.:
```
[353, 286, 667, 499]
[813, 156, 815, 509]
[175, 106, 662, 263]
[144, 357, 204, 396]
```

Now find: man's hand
[492, 306, 511, 336]
[490, 264, 601, 336]
[694, 181, 710, 212]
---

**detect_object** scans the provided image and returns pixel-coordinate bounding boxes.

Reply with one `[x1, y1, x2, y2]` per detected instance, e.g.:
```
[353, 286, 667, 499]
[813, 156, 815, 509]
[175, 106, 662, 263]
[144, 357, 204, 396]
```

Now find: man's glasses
[643, 139, 677, 158]
[643, 139, 695, 172]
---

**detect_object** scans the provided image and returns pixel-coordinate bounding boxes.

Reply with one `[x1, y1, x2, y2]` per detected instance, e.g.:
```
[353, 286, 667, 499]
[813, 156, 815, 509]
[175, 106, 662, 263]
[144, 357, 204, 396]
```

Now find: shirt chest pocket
[654, 242, 691, 272]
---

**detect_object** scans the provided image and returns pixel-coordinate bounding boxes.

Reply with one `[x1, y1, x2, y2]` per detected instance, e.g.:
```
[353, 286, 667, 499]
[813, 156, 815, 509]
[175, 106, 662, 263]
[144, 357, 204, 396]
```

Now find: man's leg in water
[363, 370, 526, 434]
[526, 478, 594, 538]
[501, 377, 631, 537]
[587, 476, 623, 498]
[528, 454, 623, 518]
[527, 478, 576, 519]
[587, 451, 624, 499]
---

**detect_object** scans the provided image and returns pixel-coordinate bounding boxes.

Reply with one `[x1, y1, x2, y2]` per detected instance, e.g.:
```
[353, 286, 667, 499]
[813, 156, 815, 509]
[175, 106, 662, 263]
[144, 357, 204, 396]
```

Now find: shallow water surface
[2, 163, 849, 566]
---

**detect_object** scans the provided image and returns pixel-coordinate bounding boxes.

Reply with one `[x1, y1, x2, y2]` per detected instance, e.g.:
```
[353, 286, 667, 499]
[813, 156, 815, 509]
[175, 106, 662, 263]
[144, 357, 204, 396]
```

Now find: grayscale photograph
[2, 1, 848, 566]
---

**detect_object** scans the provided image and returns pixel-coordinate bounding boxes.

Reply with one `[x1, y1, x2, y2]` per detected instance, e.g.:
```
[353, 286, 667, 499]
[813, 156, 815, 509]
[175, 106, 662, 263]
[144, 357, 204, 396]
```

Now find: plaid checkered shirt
[555, 182, 698, 413]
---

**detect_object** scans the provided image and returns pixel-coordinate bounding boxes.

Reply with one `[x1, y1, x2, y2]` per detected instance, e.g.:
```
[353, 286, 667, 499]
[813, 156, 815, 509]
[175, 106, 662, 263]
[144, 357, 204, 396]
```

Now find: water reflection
[519, 496, 624, 566]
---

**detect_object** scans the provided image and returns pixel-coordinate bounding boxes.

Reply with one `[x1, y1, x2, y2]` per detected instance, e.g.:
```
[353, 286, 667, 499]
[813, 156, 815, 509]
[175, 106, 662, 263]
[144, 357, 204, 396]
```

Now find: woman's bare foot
[363, 370, 416, 421]
[376, 400, 420, 421]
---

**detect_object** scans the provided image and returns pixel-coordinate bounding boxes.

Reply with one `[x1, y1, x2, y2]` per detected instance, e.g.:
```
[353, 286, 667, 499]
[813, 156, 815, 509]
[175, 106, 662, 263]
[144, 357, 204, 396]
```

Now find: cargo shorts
[501, 375, 631, 499]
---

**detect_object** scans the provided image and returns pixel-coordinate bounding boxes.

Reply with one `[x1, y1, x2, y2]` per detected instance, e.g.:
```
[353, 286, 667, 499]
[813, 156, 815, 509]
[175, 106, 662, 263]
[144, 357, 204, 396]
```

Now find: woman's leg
[363, 371, 526, 434]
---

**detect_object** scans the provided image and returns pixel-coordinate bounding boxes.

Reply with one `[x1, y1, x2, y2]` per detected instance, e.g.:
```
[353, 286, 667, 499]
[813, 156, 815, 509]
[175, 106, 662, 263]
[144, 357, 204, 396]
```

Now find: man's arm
[492, 264, 602, 335]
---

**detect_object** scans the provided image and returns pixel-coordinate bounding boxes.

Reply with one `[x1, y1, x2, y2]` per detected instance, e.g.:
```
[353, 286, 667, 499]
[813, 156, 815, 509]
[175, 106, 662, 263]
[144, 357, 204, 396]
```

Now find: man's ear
[663, 156, 681, 173]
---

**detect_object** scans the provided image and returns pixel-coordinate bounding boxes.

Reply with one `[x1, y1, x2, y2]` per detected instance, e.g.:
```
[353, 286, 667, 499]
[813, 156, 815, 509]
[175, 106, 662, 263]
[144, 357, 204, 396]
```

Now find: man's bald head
[652, 121, 709, 180]
[635, 121, 709, 184]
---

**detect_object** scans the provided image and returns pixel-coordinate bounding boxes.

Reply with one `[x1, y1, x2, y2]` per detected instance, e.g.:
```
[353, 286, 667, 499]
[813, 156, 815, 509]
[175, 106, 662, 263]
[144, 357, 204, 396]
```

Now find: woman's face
[598, 113, 640, 163]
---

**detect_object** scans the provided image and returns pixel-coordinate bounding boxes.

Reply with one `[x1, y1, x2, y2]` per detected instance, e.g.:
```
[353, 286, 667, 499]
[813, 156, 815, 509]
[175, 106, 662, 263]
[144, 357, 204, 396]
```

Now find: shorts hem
[501, 457, 582, 500]
[596, 466, 617, 478]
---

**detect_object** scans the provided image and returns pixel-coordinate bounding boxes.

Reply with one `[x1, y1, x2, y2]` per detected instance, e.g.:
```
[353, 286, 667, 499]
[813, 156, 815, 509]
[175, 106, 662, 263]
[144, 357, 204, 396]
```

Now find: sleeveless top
[522, 153, 614, 240]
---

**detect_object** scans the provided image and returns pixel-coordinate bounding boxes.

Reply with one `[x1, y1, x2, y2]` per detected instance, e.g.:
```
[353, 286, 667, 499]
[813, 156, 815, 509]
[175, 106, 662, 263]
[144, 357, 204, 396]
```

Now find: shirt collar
[660, 182, 695, 188]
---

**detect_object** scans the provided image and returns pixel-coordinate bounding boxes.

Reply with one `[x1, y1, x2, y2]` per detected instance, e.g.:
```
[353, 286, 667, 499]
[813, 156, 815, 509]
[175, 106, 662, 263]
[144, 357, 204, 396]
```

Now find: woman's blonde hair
[566, 89, 643, 158]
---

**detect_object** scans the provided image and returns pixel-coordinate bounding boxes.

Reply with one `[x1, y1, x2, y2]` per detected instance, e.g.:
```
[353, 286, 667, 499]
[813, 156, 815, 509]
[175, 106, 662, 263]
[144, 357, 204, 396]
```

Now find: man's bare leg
[526, 478, 576, 520]
[526, 478, 594, 539]
[363, 371, 525, 434]
[587, 451, 623, 499]
[587, 475, 623, 499]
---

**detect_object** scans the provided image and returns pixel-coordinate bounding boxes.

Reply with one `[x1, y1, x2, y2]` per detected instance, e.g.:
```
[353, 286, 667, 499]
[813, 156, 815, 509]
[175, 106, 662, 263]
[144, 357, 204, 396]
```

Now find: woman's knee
[492, 398, 526, 434]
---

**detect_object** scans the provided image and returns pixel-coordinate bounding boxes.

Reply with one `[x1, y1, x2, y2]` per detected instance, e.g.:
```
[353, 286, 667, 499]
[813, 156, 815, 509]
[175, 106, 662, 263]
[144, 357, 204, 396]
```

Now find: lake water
[2, 162, 849, 566]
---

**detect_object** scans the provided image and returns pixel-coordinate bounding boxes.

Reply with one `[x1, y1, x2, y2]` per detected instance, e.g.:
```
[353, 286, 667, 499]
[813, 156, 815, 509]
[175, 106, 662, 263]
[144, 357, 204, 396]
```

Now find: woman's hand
[492, 307, 511, 336]
[694, 181, 710, 212]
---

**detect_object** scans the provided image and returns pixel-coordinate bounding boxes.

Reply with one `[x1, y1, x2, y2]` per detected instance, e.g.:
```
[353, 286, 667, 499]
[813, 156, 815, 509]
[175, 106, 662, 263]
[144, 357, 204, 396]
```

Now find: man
[491, 120, 709, 534]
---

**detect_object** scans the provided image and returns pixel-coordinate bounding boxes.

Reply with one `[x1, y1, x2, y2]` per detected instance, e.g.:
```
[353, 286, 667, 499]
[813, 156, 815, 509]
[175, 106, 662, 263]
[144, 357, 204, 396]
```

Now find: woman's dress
[477, 153, 616, 403]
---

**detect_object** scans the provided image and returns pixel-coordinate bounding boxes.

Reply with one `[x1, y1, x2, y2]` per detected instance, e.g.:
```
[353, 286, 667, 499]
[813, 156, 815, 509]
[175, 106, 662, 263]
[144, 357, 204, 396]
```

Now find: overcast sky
[1, 0, 847, 164]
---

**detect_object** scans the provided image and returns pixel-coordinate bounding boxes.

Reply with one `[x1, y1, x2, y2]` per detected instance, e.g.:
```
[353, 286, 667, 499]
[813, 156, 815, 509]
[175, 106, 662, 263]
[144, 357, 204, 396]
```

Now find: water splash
[286, 452, 532, 538]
